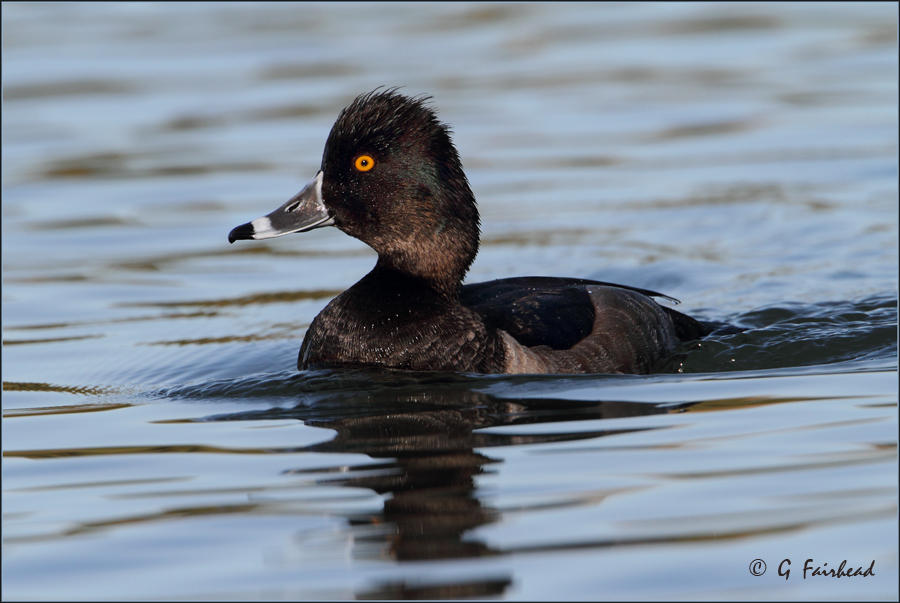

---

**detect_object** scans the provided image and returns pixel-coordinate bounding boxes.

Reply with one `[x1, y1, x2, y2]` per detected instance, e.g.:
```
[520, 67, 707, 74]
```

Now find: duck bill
[228, 171, 334, 243]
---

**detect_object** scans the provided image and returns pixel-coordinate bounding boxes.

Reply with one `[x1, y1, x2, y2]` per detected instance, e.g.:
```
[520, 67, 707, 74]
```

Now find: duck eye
[354, 154, 375, 172]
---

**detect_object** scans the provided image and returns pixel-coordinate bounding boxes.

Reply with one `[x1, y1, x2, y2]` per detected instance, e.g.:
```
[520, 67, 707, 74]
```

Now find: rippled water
[2, 2, 898, 600]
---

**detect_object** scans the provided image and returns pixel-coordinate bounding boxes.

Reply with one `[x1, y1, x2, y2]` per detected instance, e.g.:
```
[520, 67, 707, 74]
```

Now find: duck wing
[461, 278, 596, 350]
[461, 277, 711, 353]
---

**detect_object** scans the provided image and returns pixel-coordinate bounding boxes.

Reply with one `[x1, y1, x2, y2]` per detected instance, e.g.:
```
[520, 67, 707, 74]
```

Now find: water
[2, 2, 897, 600]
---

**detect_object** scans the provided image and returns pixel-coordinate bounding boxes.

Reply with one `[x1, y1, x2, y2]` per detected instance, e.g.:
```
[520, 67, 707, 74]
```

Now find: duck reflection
[271, 371, 687, 598]
[307, 404, 499, 562]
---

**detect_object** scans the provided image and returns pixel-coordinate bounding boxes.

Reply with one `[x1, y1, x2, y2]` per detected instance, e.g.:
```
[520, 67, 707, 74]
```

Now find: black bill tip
[228, 222, 255, 244]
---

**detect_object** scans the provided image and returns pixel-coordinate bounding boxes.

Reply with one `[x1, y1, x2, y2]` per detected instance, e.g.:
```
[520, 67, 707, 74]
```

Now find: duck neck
[374, 252, 466, 300]
[373, 203, 479, 299]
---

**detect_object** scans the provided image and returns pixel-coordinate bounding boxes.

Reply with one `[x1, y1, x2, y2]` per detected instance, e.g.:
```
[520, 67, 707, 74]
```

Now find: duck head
[229, 89, 481, 296]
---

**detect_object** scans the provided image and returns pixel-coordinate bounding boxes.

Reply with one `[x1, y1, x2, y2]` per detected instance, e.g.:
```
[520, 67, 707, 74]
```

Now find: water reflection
[207, 377, 688, 598]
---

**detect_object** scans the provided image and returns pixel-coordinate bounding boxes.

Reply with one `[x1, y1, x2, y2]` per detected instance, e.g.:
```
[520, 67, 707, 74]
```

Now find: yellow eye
[354, 154, 375, 172]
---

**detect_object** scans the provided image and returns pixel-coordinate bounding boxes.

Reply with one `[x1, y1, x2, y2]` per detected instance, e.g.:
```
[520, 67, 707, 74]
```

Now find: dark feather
[462, 278, 595, 350]
[463, 277, 709, 352]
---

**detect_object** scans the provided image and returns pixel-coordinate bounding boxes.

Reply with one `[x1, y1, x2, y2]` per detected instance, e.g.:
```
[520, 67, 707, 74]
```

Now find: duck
[228, 89, 711, 374]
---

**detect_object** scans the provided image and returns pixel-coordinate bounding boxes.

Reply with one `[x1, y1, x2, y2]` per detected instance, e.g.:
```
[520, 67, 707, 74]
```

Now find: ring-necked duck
[229, 89, 710, 374]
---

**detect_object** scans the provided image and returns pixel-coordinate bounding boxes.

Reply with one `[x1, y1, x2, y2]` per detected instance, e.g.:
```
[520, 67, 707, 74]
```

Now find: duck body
[229, 89, 710, 375]
[300, 269, 703, 374]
